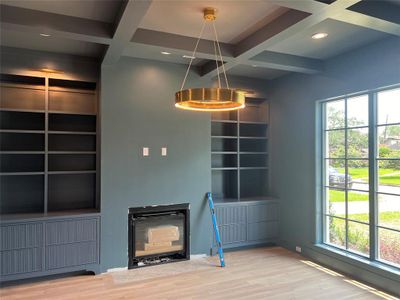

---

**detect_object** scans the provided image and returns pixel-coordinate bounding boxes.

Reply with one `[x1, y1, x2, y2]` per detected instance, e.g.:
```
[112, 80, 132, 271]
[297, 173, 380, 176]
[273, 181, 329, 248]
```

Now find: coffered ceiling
[0, 0, 399, 80]
[268, 18, 389, 60]
[139, 1, 288, 43]
[0, 0, 122, 22]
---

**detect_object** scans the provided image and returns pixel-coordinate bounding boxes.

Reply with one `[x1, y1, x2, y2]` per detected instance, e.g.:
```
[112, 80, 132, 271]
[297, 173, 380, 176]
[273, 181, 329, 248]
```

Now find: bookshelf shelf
[0, 129, 45, 134]
[0, 73, 99, 216]
[212, 167, 238, 171]
[211, 97, 270, 202]
[0, 73, 100, 283]
[0, 172, 45, 176]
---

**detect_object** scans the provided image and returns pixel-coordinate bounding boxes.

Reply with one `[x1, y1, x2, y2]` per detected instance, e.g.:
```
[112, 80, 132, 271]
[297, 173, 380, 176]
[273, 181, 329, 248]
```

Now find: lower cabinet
[0, 214, 100, 282]
[213, 200, 278, 252]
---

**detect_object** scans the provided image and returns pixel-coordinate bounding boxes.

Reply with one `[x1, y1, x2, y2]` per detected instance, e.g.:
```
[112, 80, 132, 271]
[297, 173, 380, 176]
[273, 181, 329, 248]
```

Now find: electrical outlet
[143, 147, 149, 157]
[296, 246, 302, 253]
[161, 147, 167, 156]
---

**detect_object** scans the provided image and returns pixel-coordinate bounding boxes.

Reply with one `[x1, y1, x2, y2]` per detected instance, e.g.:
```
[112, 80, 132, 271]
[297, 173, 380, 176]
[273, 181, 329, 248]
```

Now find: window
[321, 86, 400, 268]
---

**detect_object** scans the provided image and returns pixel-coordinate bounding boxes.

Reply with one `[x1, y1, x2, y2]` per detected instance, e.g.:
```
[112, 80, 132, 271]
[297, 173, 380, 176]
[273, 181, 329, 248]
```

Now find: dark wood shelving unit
[210, 99, 277, 253]
[211, 98, 270, 202]
[0, 74, 99, 215]
[0, 73, 101, 282]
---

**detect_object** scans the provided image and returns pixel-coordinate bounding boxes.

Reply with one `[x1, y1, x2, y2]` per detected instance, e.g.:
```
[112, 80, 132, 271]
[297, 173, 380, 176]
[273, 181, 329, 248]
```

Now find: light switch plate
[143, 147, 149, 156]
[161, 147, 167, 156]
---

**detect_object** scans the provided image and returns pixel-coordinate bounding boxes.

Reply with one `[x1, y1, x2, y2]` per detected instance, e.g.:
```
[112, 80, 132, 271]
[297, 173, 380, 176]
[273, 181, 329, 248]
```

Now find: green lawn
[336, 167, 400, 186]
[380, 174, 400, 186]
[346, 211, 400, 229]
[329, 189, 368, 202]
[337, 167, 368, 179]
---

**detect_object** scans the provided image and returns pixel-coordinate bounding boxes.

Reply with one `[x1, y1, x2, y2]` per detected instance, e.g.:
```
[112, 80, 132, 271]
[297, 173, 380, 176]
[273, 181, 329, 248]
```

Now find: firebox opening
[128, 203, 190, 269]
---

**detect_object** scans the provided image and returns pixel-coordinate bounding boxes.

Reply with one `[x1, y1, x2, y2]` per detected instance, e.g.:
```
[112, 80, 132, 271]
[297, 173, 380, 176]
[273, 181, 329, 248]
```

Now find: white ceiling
[268, 18, 390, 60]
[0, 29, 105, 58]
[228, 64, 289, 80]
[123, 43, 208, 66]
[1, 0, 123, 23]
[139, 1, 288, 43]
[0, 0, 398, 80]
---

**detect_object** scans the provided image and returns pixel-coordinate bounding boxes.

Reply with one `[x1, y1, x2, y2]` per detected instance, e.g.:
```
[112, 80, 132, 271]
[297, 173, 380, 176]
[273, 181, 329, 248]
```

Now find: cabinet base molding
[0, 264, 100, 283]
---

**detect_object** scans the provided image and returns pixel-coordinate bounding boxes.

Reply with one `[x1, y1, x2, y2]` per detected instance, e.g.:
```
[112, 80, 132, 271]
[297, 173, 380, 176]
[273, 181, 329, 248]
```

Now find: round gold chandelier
[175, 8, 245, 112]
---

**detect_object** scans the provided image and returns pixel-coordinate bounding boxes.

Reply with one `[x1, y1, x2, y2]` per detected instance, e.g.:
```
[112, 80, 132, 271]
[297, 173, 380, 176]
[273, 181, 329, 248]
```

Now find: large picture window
[321, 86, 400, 268]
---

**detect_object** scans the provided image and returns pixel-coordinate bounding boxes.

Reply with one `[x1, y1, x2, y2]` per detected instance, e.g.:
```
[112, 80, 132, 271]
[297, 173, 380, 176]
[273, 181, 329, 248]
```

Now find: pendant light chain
[213, 40, 221, 88]
[180, 20, 207, 91]
[212, 20, 229, 89]
[175, 8, 245, 112]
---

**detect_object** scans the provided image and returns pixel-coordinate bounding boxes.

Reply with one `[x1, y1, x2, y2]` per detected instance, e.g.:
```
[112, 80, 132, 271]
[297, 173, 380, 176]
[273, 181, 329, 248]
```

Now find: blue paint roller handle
[207, 192, 225, 267]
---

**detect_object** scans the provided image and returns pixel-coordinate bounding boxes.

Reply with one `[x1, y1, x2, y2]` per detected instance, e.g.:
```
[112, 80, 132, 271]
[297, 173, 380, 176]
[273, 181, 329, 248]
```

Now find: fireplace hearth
[128, 203, 190, 268]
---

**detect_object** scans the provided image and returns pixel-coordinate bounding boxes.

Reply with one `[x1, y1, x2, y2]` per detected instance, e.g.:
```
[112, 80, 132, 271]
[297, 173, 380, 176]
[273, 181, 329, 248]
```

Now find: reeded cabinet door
[45, 218, 99, 270]
[247, 202, 278, 242]
[0, 222, 43, 276]
[215, 204, 247, 245]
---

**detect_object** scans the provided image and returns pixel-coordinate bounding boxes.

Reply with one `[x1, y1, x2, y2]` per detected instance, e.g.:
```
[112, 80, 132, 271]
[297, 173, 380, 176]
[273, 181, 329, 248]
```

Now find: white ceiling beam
[250, 51, 324, 74]
[270, 0, 362, 14]
[201, 0, 399, 79]
[268, 0, 325, 14]
[234, 9, 310, 57]
[2, 0, 397, 77]
[102, 0, 153, 65]
[202, 9, 325, 79]
[200, 50, 323, 76]
[333, 10, 400, 36]
[274, 0, 400, 36]
[129, 14, 325, 76]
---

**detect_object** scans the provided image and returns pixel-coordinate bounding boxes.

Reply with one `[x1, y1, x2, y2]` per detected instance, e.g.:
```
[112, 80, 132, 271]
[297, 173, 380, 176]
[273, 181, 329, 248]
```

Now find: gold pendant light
[175, 8, 245, 112]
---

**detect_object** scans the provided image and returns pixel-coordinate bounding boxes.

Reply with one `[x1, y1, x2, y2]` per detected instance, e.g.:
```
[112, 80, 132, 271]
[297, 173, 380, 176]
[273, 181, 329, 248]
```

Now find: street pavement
[330, 183, 400, 215]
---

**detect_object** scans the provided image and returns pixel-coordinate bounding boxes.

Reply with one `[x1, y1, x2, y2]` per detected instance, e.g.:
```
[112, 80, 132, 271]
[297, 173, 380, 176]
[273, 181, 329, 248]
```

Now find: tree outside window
[322, 88, 400, 267]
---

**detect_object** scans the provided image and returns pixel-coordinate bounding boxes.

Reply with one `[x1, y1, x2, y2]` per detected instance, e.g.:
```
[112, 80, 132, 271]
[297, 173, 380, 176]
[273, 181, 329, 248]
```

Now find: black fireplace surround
[128, 203, 190, 268]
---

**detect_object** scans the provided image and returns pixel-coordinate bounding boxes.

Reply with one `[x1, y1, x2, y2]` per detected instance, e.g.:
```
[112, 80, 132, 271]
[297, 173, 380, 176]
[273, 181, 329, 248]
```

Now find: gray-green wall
[100, 58, 211, 271]
[269, 37, 400, 295]
[100, 57, 268, 271]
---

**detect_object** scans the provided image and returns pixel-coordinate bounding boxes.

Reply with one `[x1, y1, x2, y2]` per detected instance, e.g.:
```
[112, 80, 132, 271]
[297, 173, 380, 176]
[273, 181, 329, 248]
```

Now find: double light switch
[142, 147, 167, 157]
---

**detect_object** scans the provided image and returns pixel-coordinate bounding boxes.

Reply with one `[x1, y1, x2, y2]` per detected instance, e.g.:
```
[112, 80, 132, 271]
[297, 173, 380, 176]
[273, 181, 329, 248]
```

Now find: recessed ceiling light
[311, 32, 328, 40]
[183, 55, 196, 59]
[161, 51, 171, 55]
[40, 33, 51, 37]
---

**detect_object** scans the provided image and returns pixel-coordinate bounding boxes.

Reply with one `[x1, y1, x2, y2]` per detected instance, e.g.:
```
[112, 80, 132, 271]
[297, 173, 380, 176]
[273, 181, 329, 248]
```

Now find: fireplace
[128, 203, 190, 268]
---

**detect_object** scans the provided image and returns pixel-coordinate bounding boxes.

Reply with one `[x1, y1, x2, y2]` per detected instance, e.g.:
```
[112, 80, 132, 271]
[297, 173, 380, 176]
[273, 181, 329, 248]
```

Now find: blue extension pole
[207, 192, 225, 267]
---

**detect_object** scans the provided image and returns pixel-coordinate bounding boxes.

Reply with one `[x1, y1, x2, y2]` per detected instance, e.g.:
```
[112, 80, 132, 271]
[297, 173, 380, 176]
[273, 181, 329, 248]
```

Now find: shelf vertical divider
[44, 76, 49, 214]
[237, 109, 241, 202]
[43, 76, 49, 273]
[95, 87, 100, 211]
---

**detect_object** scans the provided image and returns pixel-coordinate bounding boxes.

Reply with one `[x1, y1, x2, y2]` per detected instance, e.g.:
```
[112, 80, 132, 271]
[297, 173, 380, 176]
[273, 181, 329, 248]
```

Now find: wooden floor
[1, 247, 398, 300]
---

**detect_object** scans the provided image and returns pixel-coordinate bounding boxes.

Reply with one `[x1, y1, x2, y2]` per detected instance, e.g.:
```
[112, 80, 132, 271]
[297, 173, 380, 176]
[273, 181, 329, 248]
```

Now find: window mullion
[321, 87, 400, 267]
[369, 92, 378, 261]
[321, 104, 327, 244]
[345, 98, 349, 250]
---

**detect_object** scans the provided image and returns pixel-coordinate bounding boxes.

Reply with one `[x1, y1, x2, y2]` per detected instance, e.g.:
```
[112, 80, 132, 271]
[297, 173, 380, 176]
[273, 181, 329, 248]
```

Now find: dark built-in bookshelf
[210, 98, 278, 252]
[211, 98, 270, 202]
[0, 74, 99, 216]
